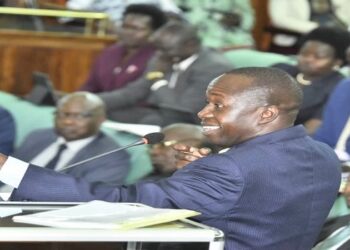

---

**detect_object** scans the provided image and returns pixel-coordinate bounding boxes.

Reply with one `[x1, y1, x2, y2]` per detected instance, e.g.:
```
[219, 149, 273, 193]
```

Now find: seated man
[98, 21, 233, 126]
[146, 123, 215, 181]
[0, 67, 341, 249]
[0, 106, 15, 155]
[11, 92, 130, 186]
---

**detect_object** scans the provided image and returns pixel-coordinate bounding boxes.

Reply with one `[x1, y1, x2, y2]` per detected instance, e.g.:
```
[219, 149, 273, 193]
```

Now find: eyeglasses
[54, 111, 94, 121]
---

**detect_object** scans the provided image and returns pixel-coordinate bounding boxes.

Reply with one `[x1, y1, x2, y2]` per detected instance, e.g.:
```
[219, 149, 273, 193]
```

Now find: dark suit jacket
[11, 126, 341, 249]
[0, 107, 15, 154]
[12, 129, 130, 186]
[98, 48, 233, 126]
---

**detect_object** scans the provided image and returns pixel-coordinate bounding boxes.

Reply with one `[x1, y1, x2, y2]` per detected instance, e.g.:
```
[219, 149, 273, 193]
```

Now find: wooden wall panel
[0, 30, 116, 95]
[250, 0, 270, 51]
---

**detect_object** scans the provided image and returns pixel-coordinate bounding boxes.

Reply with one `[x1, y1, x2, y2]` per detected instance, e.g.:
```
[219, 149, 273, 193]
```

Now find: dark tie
[45, 144, 67, 170]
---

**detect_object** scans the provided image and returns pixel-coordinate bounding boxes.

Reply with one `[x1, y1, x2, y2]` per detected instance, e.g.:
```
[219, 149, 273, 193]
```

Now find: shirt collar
[173, 54, 199, 71]
[56, 135, 97, 151]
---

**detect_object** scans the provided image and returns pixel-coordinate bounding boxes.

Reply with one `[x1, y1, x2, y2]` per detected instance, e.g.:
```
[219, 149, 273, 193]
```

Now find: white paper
[13, 200, 200, 229]
[0, 207, 22, 218]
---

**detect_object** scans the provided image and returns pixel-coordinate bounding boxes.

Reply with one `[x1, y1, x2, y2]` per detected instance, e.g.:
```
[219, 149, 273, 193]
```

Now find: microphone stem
[58, 140, 144, 172]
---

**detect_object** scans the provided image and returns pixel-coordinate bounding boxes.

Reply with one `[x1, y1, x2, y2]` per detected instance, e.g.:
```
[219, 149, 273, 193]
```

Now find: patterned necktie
[45, 144, 67, 170]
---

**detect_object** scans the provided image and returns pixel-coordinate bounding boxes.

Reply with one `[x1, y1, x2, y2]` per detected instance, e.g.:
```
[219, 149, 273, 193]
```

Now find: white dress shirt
[151, 54, 199, 91]
[30, 136, 95, 171]
[0, 136, 96, 193]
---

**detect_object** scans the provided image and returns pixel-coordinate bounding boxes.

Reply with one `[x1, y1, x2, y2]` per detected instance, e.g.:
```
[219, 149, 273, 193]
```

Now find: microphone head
[142, 132, 165, 145]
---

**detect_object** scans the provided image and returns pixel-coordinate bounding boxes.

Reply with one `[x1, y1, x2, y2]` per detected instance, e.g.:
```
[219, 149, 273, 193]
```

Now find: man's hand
[0, 153, 8, 170]
[173, 144, 212, 169]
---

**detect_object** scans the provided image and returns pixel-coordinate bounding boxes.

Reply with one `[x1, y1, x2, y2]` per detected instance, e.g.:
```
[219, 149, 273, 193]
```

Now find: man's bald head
[223, 67, 303, 124]
[58, 92, 106, 116]
[199, 67, 303, 147]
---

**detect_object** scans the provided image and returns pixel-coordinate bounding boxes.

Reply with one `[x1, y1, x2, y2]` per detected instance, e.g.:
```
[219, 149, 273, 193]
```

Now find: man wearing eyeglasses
[8, 91, 130, 187]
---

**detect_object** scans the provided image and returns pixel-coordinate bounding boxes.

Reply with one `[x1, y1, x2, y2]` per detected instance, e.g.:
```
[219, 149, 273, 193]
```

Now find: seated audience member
[268, 0, 350, 54]
[146, 123, 214, 181]
[175, 0, 255, 50]
[273, 27, 350, 134]
[0, 106, 15, 155]
[11, 92, 130, 186]
[0, 67, 341, 249]
[98, 21, 233, 126]
[80, 4, 167, 93]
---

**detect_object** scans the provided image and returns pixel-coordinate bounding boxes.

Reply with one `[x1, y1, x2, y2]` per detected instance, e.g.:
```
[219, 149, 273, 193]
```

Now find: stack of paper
[0, 207, 22, 218]
[13, 200, 200, 230]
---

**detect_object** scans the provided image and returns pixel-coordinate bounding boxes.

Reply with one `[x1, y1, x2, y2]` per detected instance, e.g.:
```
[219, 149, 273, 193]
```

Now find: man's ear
[258, 105, 279, 124]
[333, 59, 343, 70]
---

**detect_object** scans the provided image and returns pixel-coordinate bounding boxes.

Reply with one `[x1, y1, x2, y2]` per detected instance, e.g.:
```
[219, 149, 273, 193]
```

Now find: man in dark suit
[98, 21, 233, 126]
[10, 91, 130, 186]
[145, 123, 214, 181]
[0, 67, 341, 249]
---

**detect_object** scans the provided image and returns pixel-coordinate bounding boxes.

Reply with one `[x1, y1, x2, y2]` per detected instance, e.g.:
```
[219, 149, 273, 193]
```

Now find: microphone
[58, 132, 164, 172]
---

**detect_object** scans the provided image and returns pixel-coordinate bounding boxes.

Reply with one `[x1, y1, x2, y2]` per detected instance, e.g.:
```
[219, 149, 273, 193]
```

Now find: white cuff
[335, 149, 350, 162]
[0, 156, 29, 188]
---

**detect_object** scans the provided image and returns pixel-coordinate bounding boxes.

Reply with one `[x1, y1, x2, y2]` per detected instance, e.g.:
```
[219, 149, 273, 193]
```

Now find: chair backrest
[24, 71, 58, 106]
[0, 91, 55, 147]
[224, 49, 296, 68]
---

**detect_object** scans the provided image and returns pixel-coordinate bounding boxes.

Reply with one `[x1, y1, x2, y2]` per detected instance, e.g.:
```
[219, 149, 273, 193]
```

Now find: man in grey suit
[98, 21, 233, 126]
[11, 92, 130, 186]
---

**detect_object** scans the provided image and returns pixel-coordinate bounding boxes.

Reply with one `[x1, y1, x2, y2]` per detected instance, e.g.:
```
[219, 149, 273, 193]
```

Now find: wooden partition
[0, 30, 116, 95]
[250, 0, 270, 51]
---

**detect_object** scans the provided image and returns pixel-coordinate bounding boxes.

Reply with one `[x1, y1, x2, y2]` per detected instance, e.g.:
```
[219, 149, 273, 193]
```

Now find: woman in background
[273, 27, 350, 134]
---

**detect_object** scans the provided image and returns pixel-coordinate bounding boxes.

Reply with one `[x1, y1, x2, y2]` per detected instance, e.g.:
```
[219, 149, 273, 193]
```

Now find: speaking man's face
[198, 74, 262, 147]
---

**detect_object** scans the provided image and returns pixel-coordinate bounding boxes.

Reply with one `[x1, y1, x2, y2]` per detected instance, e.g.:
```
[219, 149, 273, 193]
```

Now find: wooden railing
[0, 7, 110, 36]
[0, 30, 116, 95]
